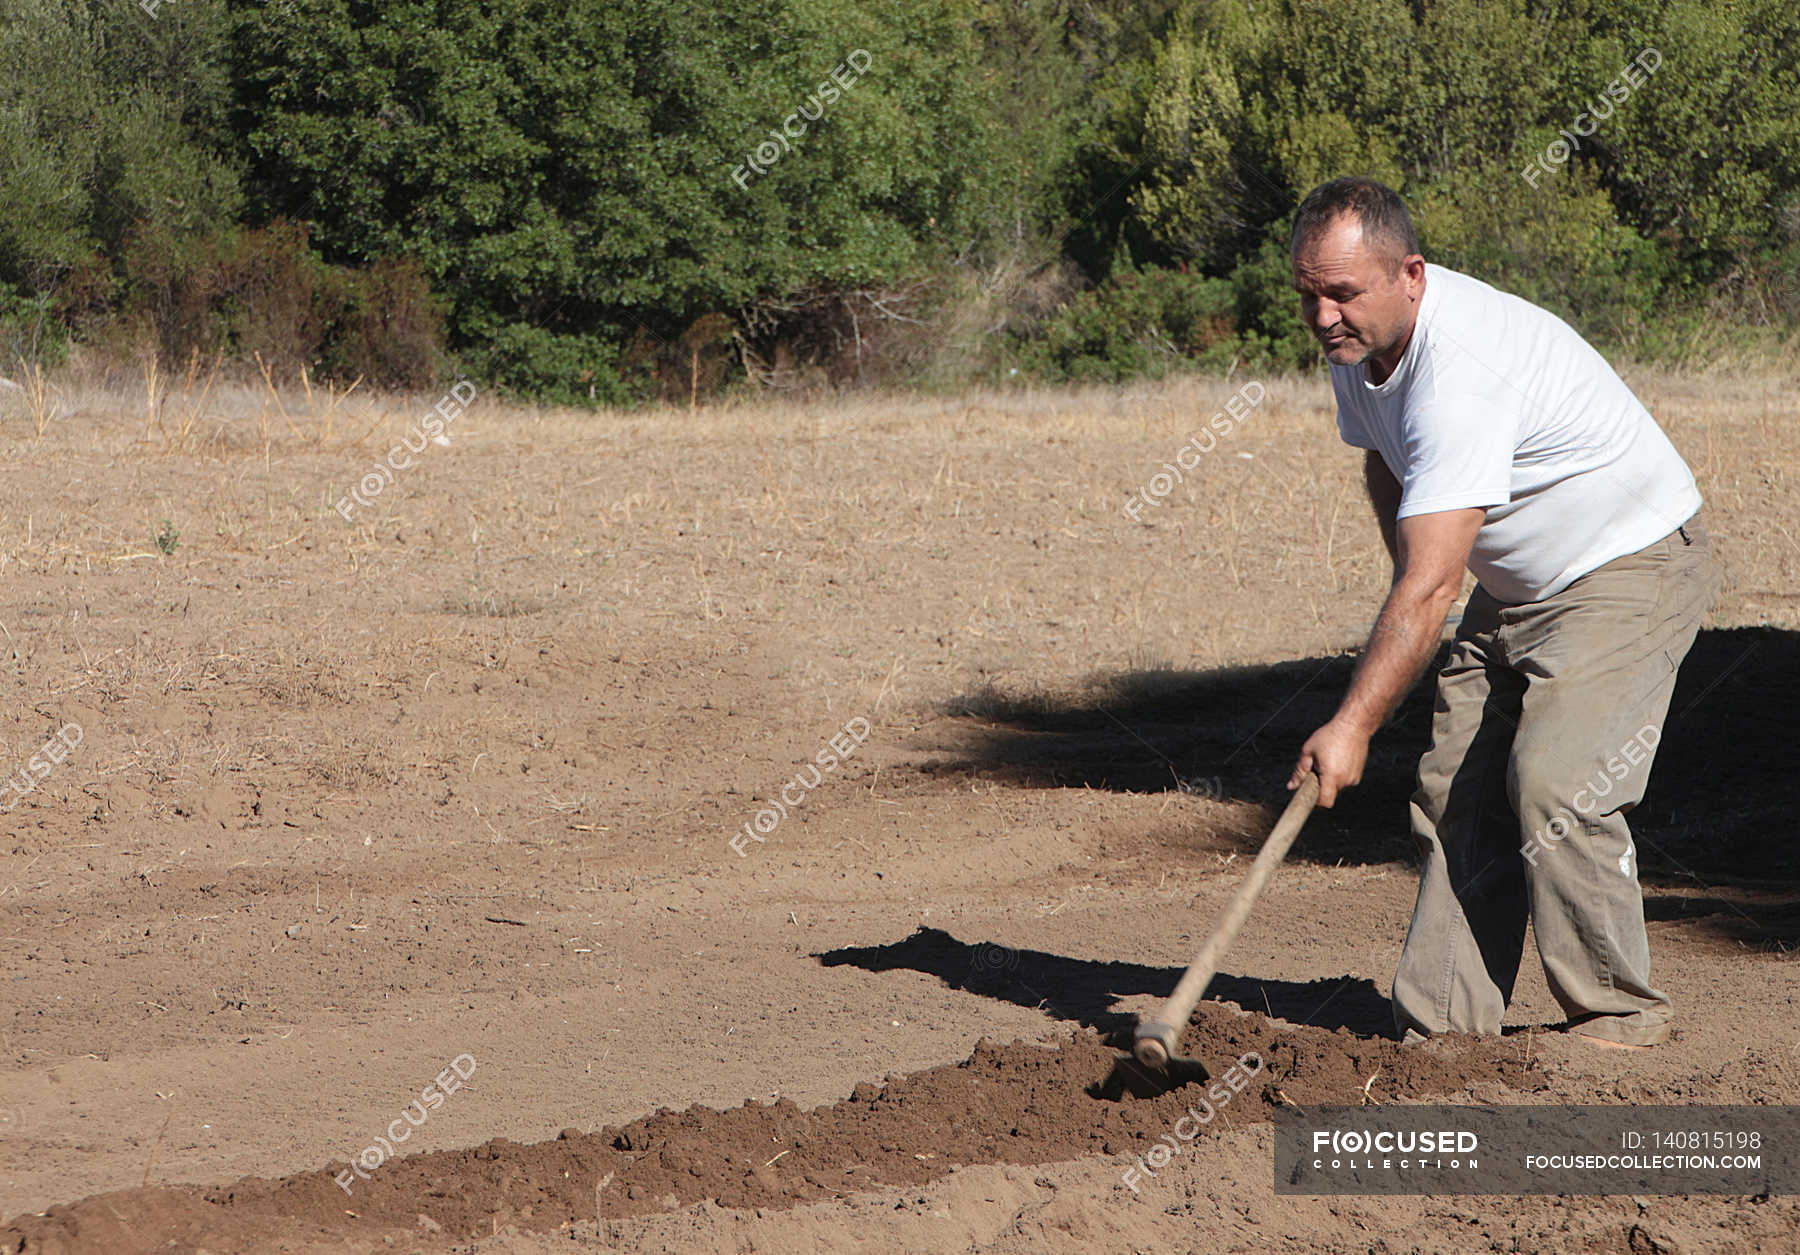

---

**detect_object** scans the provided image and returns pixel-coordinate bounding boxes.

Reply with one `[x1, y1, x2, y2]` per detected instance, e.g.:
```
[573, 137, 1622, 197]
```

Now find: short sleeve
[1336, 406, 1376, 450]
[1395, 393, 1514, 518]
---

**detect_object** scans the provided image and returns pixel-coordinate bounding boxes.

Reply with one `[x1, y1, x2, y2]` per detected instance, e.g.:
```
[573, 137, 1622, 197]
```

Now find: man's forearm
[1335, 579, 1458, 733]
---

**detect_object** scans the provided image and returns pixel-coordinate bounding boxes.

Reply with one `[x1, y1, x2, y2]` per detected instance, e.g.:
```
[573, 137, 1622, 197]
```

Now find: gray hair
[1290, 177, 1419, 273]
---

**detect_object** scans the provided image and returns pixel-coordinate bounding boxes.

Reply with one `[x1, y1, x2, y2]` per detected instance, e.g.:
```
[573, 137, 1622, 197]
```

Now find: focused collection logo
[1310, 1127, 1480, 1168]
[1276, 1106, 1794, 1195]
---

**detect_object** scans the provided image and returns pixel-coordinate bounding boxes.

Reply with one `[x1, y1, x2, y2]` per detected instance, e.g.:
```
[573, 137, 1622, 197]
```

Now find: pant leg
[1392, 590, 1533, 1039]
[1503, 515, 1720, 1046]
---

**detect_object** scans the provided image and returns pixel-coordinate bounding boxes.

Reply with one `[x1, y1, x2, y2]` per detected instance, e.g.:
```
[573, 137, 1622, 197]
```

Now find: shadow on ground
[928, 626, 1800, 947]
[817, 925, 1394, 1042]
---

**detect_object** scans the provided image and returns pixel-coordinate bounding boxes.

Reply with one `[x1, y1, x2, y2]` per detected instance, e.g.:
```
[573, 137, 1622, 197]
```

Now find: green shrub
[0, 0, 241, 291]
[0, 283, 69, 367]
[1226, 227, 1321, 374]
[463, 322, 631, 408]
[1022, 266, 1238, 383]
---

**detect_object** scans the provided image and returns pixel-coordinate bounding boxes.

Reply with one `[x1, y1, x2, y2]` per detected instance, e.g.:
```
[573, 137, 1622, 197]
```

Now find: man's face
[1291, 215, 1424, 369]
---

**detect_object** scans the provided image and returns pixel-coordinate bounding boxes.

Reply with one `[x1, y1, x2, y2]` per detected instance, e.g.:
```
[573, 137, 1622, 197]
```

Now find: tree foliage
[0, 0, 1792, 395]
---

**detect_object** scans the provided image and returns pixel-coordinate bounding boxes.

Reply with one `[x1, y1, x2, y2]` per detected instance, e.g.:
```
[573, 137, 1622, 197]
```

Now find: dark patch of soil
[0, 1007, 1533, 1253]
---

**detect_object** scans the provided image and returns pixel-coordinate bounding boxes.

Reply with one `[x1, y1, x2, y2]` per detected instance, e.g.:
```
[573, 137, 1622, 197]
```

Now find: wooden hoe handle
[1133, 771, 1321, 1069]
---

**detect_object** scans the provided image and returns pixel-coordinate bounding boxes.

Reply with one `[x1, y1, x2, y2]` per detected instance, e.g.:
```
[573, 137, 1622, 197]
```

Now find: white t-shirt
[1332, 264, 1702, 603]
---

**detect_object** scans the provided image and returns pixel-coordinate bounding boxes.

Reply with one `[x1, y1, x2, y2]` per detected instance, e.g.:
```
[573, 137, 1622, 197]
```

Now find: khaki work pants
[1392, 514, 1720, 1046]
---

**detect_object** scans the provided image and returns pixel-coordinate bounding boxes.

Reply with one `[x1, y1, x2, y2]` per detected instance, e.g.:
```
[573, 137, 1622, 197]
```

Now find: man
[1284, 176, 1718, 1048]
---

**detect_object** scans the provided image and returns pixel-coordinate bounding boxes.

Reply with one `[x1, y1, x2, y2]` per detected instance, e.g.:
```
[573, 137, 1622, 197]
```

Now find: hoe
[1132, 770, 1321, 1074]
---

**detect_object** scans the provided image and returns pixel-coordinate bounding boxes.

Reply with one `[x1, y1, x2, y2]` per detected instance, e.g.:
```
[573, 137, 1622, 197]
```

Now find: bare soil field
[1, 367, 1797, 1253]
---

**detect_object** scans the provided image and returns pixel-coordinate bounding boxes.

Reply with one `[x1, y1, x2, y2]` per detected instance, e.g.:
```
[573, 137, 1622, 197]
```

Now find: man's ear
[1400, 253, 1426, 298]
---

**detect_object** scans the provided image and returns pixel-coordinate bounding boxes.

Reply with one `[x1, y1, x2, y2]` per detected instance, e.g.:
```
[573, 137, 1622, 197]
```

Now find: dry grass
[4, 359, 1795, 678]
[16, 361, 63, 441]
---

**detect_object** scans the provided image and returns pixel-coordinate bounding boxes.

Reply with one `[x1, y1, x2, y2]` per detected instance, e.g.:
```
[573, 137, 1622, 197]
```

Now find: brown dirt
[1, 1007, 1537, 1251]
[2, 370, 1798, 1254]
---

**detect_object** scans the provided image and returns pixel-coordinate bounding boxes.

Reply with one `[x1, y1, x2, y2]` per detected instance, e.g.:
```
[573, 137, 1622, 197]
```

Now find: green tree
[1587, 0, 1800, 280]
[230, 0, 1021, 399]
[0, 0, 241, 356]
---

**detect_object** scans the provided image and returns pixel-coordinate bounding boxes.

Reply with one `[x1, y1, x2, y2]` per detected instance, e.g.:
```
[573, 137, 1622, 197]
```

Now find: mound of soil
[1, 1005, 1534, 1253]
